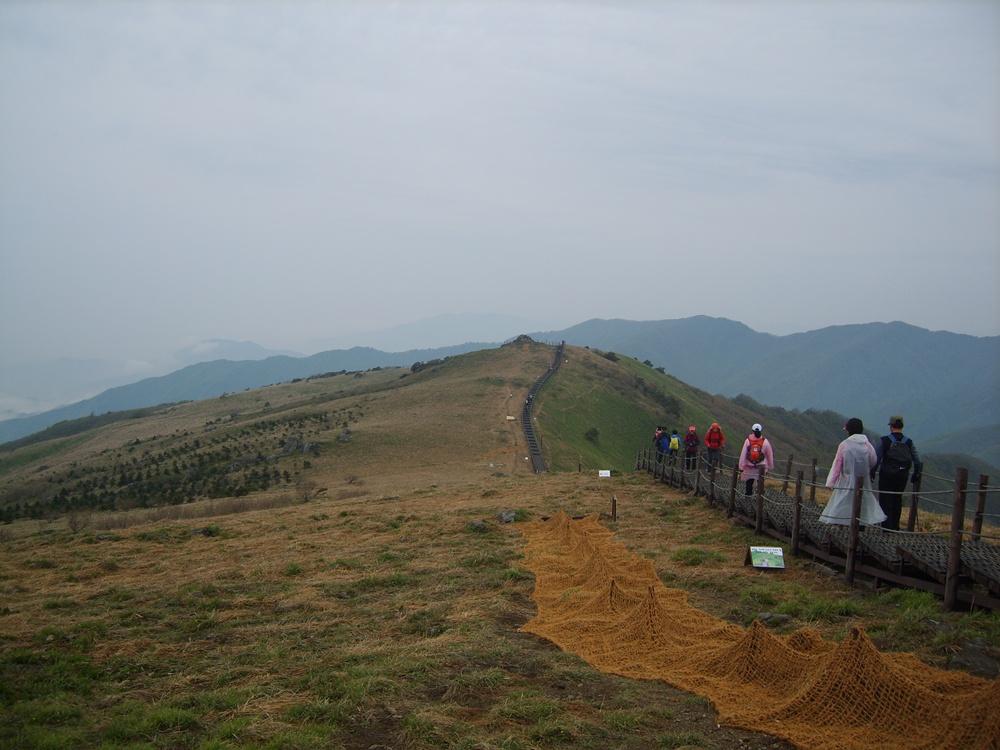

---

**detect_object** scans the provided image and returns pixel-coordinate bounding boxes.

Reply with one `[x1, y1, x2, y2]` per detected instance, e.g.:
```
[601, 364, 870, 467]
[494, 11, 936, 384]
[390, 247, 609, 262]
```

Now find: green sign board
[745, 546, 785, 569]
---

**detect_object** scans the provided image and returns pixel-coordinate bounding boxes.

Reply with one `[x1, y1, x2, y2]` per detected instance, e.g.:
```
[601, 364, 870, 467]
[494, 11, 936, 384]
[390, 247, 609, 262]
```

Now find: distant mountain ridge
[530, 317, 1000, 451]
[2, 340, 995, 524]
[304, 312, 557, 352]
[0, 339, 304, 421]
[2, 317, 997, 456]
[0, 343, 484, 445]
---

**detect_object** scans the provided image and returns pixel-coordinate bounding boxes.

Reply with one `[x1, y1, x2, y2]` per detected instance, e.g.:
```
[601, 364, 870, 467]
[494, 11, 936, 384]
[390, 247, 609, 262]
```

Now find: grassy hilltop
[1, 340, 997, 750]
[0, 340, 851, 526]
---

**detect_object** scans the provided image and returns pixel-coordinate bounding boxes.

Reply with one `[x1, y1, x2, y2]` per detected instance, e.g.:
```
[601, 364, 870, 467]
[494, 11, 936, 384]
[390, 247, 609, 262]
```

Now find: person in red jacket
[704, 422, 725, 468]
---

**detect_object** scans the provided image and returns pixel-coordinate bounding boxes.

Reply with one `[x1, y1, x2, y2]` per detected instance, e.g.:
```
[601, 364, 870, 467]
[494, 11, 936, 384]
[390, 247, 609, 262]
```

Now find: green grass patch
[42, 598, 77, 611]
[402, 607, 449, 637]
[671, 547, 727, 567]
[659, 730, 711, 748]
[0, 435, 93, 473]
[0, 646, 104, 705]
[736, 582, 865, 623]
[23, 558, 57, 570]
[603, 710, 646, 732]
[490, 690, 562, 724]
[102, 700, 201, 743]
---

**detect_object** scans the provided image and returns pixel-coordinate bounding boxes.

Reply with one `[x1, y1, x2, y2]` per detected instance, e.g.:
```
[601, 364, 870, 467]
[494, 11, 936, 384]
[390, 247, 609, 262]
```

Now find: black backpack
[882, 435, 913, 474]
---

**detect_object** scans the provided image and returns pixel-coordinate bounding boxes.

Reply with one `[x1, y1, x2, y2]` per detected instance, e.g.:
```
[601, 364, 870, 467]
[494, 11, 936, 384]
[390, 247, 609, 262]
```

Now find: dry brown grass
[4, 467, 999, 749]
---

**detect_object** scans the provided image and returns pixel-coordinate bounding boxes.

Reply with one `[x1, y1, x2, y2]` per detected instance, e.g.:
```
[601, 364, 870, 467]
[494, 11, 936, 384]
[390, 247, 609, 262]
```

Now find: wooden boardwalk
[640, 449, 1000, 610]
[520, 342, 564, 474]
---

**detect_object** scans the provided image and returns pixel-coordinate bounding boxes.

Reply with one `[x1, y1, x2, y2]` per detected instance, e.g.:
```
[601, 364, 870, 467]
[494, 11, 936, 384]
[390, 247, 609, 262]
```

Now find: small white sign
[599, 470, 611, 478]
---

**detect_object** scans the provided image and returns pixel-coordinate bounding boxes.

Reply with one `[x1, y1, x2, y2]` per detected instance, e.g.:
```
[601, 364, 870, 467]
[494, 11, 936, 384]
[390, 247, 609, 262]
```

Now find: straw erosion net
[517, 511, 999, 750]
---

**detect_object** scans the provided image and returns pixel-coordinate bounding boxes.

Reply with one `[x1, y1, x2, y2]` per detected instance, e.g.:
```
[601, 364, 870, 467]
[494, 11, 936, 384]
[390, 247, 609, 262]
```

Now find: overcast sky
[2, 0, 998, 369]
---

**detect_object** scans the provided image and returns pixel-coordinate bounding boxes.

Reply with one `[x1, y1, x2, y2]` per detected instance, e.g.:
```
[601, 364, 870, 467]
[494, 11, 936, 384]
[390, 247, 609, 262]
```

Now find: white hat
[752, 423, 762, 432]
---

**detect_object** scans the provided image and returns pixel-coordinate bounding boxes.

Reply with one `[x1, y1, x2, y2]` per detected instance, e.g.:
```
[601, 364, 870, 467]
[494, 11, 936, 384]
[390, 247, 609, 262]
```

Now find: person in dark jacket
[683, 426, 700, 470]
[871, 415, 923, 531]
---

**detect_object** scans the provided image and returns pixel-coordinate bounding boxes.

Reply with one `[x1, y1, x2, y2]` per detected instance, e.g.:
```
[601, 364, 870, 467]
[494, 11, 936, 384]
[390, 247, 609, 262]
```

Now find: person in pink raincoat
[738, 423, 774, 496]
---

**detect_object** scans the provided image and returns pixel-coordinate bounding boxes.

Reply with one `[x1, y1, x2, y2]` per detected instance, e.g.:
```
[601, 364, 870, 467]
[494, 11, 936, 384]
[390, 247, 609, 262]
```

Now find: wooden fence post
[781, 455, 793, 495]
[728, 464, 739, 518]
[845, 477, 864, 585]
[754, 475, 764, 534]
[972, 474, 989, 539]
[791, 470, 803, 556]
[906, 477, 921, 532]
[809, 458, 818, 505]
[944, 468, 969, 611]
[694, 452, 703, 496]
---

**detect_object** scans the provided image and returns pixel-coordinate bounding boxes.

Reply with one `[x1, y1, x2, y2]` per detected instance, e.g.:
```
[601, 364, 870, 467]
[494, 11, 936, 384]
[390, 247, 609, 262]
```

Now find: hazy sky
[2, 0, 998, 368]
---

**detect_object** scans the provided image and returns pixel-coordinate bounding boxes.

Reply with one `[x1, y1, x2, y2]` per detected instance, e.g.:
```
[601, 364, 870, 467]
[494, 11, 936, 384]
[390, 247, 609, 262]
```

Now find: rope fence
[650, 444, 1000, 517]
[636, 446, 1000, 611]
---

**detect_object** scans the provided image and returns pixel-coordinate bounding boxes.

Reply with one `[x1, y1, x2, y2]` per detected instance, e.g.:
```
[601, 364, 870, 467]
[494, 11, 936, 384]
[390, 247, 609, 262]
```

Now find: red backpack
[746, 436, 765, 465]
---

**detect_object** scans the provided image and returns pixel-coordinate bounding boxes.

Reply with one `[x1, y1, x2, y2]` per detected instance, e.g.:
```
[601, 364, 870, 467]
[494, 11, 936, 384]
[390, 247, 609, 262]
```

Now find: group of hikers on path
[653, 423, 727, 470]
[652, 414, 922, 532]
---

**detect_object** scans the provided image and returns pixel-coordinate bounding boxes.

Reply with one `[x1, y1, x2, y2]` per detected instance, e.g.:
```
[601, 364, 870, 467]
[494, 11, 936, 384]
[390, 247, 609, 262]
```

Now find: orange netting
[518, 511, 999, 750]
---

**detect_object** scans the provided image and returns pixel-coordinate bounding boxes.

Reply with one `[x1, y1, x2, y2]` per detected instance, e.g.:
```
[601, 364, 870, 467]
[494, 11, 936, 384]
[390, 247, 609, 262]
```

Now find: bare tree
[66, 509, 92, 533]
[296, 479, 319, 501]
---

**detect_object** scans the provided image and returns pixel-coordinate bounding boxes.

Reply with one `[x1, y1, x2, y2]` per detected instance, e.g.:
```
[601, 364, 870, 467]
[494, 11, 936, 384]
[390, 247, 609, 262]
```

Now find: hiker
[738, 423, 774, 496]
[657, 431, 672, 465]
[703, 422, 725, 468]
[653, 426, 666, 463]
[819, 418, 886, 526]
[683, 426, 700, 470]
[871, 415, 923, 531]
[666, 429, 681, 465]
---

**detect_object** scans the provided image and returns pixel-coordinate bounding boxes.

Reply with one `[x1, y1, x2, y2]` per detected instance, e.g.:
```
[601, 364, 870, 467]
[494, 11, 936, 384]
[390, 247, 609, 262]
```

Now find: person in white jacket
[820, 417, 887, 526]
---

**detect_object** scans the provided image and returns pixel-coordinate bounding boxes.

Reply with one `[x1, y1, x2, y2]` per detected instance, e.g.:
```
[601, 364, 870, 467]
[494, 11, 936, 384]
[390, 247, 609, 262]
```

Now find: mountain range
[532, 317, 1000, 460]
[0, 342, 485, 446]
[1, 317, 997, 467]
[0, 314, 557, 421]
[2, 338, 995, 525]
[0, 339, 304, 420]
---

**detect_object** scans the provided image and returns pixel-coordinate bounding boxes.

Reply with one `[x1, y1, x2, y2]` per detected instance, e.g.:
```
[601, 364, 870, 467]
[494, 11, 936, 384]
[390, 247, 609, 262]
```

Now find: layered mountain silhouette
[2, 318, 997, 467]
[530, 317, 999, 463]
[0, 343, 484, 445]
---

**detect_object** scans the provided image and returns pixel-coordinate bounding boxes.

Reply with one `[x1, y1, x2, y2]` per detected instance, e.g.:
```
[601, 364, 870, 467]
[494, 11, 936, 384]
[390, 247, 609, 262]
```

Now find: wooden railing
[521, 342, 564, 474]
[637, 446, 1000, 611]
